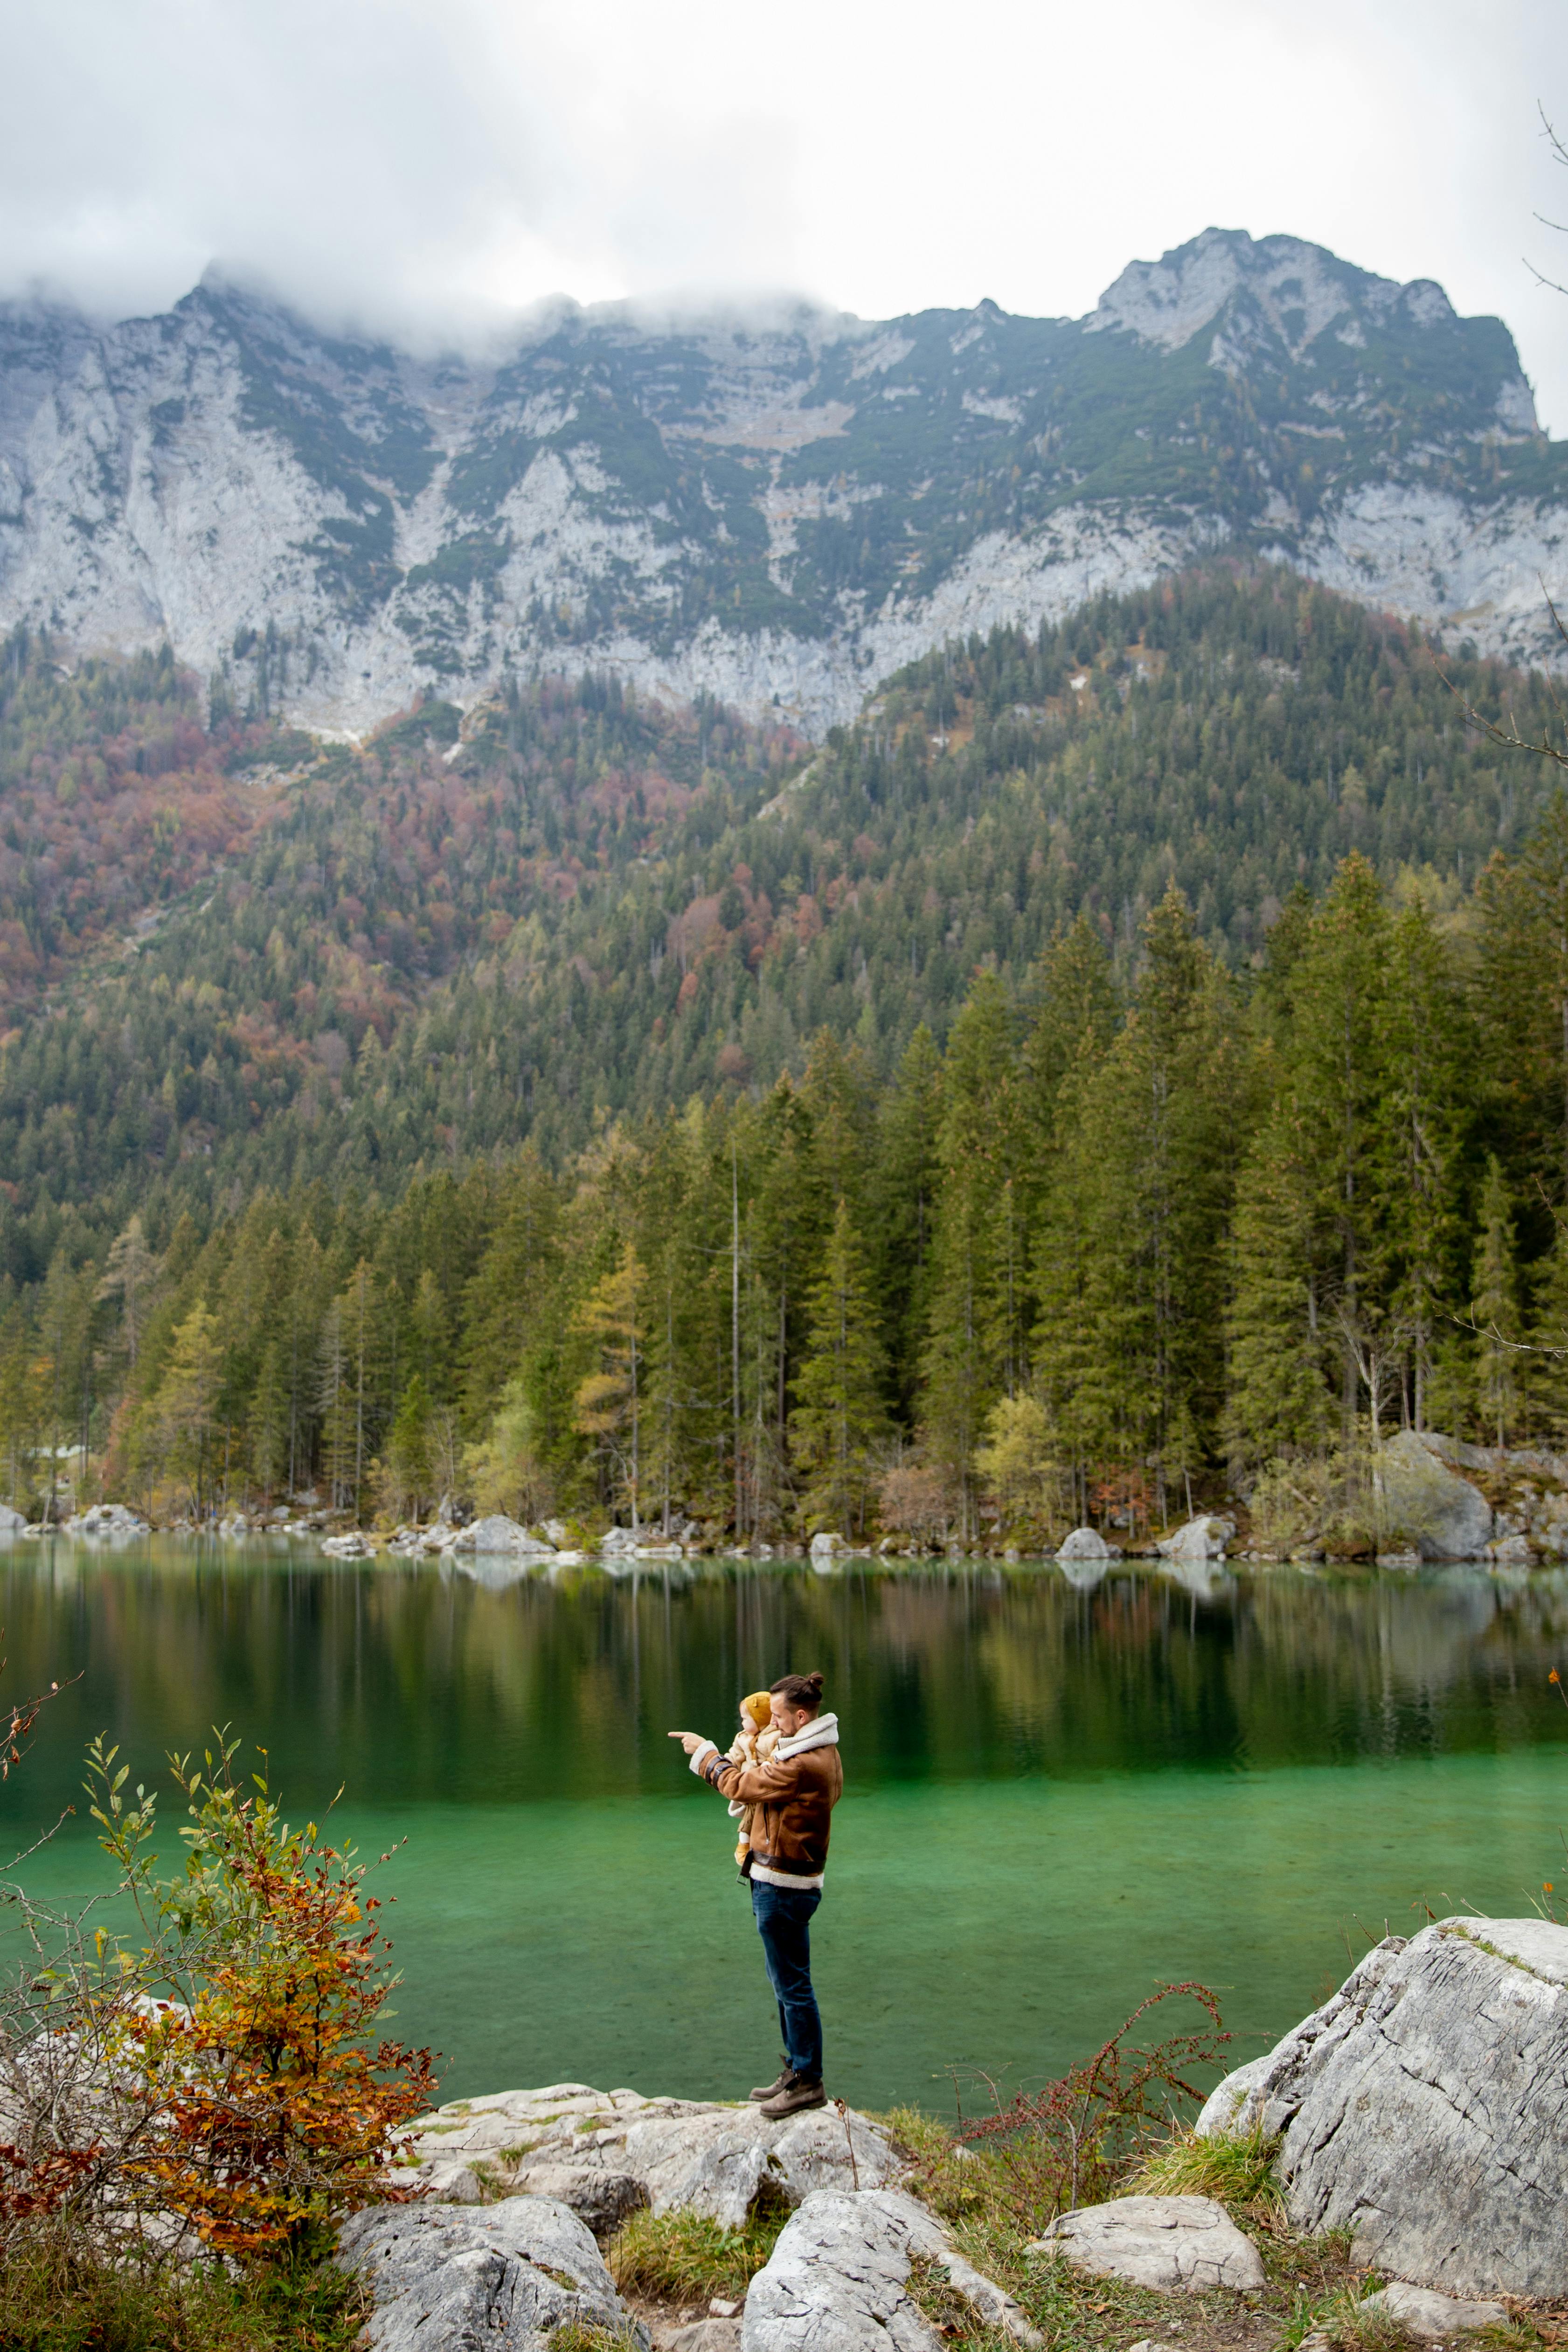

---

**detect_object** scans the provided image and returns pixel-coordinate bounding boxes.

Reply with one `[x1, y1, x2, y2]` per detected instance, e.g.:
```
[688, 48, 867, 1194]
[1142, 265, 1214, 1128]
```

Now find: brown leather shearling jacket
[695, 1715, 842, 1887]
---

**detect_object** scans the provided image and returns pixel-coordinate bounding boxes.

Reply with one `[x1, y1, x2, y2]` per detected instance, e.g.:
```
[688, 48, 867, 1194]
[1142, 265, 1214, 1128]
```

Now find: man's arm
[667, 1729, 800, 1802]
[700, 1749, 802, 1804]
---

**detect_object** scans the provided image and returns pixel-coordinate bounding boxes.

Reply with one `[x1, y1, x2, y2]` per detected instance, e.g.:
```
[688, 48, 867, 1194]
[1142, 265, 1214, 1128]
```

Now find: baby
[725, 1690, 779, 1868]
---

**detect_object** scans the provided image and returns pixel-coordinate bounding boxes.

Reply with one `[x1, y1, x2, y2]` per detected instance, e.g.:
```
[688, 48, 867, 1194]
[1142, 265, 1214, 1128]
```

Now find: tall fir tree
[1471, 1156, 1521, 1451]
[791, 1198, 886, 1536]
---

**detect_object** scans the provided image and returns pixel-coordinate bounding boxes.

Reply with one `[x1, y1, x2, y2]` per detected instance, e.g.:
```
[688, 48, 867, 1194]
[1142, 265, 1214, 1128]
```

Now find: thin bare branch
[1429, 586, 1568, 769]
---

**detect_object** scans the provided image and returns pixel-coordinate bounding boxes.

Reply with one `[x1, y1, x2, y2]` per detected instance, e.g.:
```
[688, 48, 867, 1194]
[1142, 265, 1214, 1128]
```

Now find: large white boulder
[1196, 1917, 1568, 2295]
[1156, 1516, 1234, 1562]
[400, 2083, 895, 2232]
[1376, 1433, 1493, 1559]
[337, 2192, 647, 2352]
[1031, 2195, 1265, 2292]
[743, 2187, 1040, 2352]
[0, 1503, 25, 1535]
[1055, 1527, 1117, 1562]
[452, 1515, 556, 1556]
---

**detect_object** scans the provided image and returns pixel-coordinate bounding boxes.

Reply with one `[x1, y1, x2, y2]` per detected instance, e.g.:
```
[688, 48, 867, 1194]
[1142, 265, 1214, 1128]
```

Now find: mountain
[1, 230, 1563, 740]
[2, 564, 1560, 1283]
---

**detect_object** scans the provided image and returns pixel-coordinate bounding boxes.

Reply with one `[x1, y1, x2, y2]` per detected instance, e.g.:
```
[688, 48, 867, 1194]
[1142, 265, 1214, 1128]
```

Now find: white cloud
[3, 0, 1568, 422]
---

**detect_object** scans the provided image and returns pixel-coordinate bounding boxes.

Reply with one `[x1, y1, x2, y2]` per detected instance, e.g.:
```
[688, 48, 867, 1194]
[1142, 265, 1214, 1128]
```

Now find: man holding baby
[670, 1670, 841, 2117]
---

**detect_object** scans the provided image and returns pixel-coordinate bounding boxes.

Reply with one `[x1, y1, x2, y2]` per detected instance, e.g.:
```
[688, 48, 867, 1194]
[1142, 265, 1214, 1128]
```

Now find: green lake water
[3, 1540, 1568, 2116]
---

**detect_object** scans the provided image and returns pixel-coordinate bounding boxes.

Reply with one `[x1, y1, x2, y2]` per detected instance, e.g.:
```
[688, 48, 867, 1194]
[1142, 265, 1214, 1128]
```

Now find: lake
[2, 1539, 1566, 2119]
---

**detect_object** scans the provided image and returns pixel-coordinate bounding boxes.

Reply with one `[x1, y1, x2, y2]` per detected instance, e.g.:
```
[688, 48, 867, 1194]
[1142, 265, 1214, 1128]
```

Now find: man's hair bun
[771, 1669, 825, 1711]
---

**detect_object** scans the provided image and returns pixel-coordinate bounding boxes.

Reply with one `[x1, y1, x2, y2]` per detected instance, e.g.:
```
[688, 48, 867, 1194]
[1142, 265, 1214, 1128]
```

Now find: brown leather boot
[759, 2075, 826, 2118]
[749, 2054, 793, 2102]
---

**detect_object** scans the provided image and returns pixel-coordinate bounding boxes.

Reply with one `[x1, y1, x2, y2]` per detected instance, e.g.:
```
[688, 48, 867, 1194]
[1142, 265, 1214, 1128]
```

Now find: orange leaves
[90, 1734, 438, 2255]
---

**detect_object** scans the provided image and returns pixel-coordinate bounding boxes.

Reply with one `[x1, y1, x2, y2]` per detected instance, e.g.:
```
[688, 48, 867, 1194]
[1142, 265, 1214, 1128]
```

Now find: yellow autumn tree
[572, 1244, 647, 1526]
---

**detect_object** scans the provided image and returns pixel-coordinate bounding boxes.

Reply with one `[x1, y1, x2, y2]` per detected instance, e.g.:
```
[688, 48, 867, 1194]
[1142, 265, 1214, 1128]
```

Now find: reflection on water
[2, 1539, 1560, 1801]
[1, 1541, 1566, 2107]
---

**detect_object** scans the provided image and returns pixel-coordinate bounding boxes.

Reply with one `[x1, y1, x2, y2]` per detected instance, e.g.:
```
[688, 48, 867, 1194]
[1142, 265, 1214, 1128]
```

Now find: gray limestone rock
[743, 2188, 1040, 2352]
[669, 2324, 743, 2352]
[1360, 2284, 1508, 2338]
[337, 2192, 649, 2352]
[419, 2160, 485, 2205]
[1155, 1517, 1235, 1562]
[1194, 1936, 1410, 2139]
[401, 2085, 895, 2230]
[521, 2162, 649, 2232]
[1031, 2195, 1265, 2292]
[1056, 1527, 1117, 1562]
[65, 1501, 148, 1536]
[1197, 1917, 1568, 2296]
[0, 1503, 24, 1535]
[1377, 1433, 1493, 1559]
[453, 1515, 556, 1556]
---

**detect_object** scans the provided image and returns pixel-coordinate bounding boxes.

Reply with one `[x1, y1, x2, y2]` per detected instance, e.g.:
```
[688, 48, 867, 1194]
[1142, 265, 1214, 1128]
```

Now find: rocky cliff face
[2, 228, 1563, 738]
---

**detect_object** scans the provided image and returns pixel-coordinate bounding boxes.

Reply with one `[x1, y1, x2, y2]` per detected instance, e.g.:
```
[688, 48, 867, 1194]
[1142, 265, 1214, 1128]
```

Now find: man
[670, 1670, 841, 2117]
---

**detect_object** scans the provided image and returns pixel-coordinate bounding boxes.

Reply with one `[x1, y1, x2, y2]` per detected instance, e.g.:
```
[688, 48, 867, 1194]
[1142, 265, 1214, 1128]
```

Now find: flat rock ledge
[381, 2089, 1037, 2352]
[1196, 1915, 1568, 2297]
[1030, 2195, 1266, 2293]
[337, 2192, 648, 2352]
[744, 2188, 1041, 2352]
[401, 2081, 895, 2230]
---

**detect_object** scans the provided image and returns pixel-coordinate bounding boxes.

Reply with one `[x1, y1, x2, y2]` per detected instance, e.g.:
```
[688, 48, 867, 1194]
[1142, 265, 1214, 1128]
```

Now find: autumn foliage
[0, 1726, 436, 2260]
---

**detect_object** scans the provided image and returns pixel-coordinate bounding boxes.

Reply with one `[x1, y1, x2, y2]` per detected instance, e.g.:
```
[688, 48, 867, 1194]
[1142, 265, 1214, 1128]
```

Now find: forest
[2, 565, 1567, 1548]
[0, 566, 1561, 1298]
[5, 812, 1568, 1552]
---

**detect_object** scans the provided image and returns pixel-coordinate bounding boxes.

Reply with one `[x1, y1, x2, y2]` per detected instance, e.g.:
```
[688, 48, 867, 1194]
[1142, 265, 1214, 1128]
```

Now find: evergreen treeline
[10, 791, 1568, 1548]
[0, 568, 1558, 1301]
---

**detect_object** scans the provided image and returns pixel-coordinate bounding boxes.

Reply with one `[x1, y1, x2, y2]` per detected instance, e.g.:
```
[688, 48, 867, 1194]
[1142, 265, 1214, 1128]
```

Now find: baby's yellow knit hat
[742, 1691, 773, 1730]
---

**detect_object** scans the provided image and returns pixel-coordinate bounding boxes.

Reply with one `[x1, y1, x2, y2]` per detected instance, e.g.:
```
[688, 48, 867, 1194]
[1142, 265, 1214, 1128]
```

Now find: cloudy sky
[6, 0, 1568, 421]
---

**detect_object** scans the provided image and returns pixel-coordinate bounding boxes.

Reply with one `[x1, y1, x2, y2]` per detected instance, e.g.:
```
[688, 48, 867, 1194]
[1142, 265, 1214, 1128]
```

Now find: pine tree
[1224, 1092, 1332, 1472]
[248, 1339, 290, 1499]
[1380, 899, 1464, 1430]
[382, 1374, 435, 1520]
[1019, 912, 1119, 1170]
[1471, 1156, 1521, 1452]
[790, 1199, 885, 1535]
[460, 1148, 564, 1426]
[1042, 887, 1247, 1522]
[97, 1214, 160, 1373]
[1279, 853, 1395, 1442]
[1526, 1208, 1568, 1443]
[918, 971, 1027, 1531]
[0, 1300, 42, 1512]
[317, 1300, 354, 1511]
[869, 1024, 943, 1423]
[1475, 793, 1568, 1197]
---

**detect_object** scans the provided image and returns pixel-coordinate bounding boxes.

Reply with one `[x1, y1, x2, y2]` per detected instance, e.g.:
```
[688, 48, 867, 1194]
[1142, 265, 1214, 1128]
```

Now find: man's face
[770, 1695, 808, 1738]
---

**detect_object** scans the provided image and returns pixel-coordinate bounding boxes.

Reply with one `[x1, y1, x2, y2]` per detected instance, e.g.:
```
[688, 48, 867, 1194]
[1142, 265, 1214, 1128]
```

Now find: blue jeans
[751, 1881, 823, 2081]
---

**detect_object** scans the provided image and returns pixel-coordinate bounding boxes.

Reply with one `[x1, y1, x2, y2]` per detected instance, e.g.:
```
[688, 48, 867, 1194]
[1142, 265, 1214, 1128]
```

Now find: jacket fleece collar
[774, 1710, 839, 1761]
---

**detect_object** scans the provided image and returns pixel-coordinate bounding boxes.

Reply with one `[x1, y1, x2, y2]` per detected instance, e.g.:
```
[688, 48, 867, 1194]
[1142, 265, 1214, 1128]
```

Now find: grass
[0, 2238, 368, 2352]
[1127, 2124, 1287, 2227]
[878, 2111, 1448, 2352]
[608, 2203, 791, 2303]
